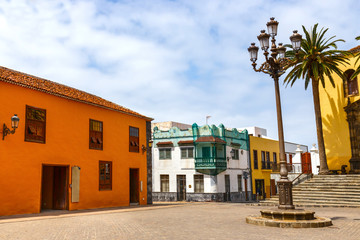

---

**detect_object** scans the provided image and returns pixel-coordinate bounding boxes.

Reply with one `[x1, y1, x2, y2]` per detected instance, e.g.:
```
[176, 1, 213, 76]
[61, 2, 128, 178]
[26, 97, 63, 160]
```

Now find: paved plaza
[0, 202, 359, 240]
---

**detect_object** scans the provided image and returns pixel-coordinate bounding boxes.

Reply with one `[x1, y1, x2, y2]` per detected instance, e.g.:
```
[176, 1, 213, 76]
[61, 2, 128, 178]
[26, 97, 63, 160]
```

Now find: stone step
[306, 180, 360, 184]
[293, 185, 360, 190]
[263, 201, 360, 206]
[271, 193, 360, 199]
[252, 202, 360, 208]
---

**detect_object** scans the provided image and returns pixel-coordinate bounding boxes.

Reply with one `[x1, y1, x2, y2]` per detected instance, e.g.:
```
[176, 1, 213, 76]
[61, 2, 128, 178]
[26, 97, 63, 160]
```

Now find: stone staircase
[257, 175, 360, 208]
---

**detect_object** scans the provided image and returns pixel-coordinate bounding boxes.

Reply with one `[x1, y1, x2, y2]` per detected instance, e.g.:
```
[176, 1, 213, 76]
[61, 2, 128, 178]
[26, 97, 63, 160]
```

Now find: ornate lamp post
[248, 17, 302, 210]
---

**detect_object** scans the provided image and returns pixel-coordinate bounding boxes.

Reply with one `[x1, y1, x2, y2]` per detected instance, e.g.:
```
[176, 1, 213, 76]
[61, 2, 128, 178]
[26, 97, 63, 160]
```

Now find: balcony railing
[195, 157, 227, 168]
[194, 157, 227, 175]
[271, 162, 293, 172]
[271, 162, 312, 174]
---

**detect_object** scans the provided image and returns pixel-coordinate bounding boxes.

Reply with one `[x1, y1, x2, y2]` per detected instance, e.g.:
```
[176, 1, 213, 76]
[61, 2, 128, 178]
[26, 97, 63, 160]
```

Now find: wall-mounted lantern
[2, 114, 20, 140]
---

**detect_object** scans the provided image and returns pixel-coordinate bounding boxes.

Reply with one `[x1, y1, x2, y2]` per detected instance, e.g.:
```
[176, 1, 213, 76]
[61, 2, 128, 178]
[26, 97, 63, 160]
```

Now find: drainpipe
[247, 133, 254, 201]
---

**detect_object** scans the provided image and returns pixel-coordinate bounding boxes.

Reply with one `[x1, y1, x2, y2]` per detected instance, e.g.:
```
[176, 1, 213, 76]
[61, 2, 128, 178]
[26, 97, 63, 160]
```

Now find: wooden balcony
[195, 157, 227, 176]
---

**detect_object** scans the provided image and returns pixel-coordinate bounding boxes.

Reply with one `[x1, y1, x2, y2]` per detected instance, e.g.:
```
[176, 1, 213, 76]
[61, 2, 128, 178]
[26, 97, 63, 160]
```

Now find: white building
[152, 123, 252, 202]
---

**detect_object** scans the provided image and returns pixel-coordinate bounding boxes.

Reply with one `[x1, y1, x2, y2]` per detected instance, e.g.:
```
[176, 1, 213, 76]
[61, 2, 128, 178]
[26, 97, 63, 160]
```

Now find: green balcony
[195, 157, 227, 176]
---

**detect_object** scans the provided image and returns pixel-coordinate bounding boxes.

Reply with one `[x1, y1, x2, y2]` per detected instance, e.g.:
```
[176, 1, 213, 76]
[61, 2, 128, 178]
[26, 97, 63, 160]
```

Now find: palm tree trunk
[311, 78, 330, 174]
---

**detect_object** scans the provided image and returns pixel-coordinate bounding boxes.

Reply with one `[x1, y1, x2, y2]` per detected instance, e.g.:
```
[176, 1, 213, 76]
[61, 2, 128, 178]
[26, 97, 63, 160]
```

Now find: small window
[253, 150, 258, 169]
[266, 151, 270, 169]
[344, 69, 359, 97]
[129, 126, 139, 153]
[232, 149, 239, 160]
[273, 152, 277, 165]
[160, 175, 169, 192]
[159, 148, 172, 159]
[261, 151, 266, 169]
[237, 175, 242, 192]
[202, 146, 211, 158]
[194, 175, 204, 193]
[181, 147, 194, 159]
[90, 119, 103, 150]
[25, 105, 46, 143]
[99, 161, 112, 190]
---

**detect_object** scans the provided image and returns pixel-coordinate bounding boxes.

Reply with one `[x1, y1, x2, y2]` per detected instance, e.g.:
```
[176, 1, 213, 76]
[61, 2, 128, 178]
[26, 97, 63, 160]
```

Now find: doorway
[270, 179, 277, 196]
[177, 175, 186, 201]
[130, 168, 139, 204]
[41, 165, 69, 211]
[255, 179, 265, 200]
[225, 175, 230, 202]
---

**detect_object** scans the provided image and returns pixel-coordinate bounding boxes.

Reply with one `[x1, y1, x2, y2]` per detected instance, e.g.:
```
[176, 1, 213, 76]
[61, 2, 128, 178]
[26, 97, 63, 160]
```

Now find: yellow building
[249, 135, 279, 200]
[318, 45, 360, 173]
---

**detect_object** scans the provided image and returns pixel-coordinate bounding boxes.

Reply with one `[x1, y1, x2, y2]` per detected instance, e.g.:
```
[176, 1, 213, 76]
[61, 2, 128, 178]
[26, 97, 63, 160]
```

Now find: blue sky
[0, 0, 359, 148]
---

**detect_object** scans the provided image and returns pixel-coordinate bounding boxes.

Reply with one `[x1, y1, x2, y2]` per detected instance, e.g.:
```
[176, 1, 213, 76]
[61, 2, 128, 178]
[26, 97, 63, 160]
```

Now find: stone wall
[152, 191, 253, 202]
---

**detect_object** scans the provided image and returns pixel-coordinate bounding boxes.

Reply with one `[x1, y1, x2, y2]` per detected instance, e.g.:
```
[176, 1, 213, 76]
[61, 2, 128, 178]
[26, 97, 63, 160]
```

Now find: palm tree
[352, 36, 360, 78]
[284, 24, 350, 175]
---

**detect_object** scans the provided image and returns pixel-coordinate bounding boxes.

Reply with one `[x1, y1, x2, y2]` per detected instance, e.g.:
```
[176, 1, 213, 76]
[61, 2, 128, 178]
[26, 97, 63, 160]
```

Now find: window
[344, 69, 359, 97]
[25, 105, 46, 143]
[266, 151, 270, 169]
[232, 149, 239, 160]
[194, 175, 204, 193]
[261, 151, 266, 169]
[253, 150, 258, 169]
[181, 147, 194, 159]
[273, 152, 277, 165]
[159, 148, 171, 159]
[89, 119, 103, 150]
[160, 175, 169, 192]
[129, 126, 139, 152]
[99, 161, 112, 190]
[237, 175, 242, 192]
[202, 146, 211, 158]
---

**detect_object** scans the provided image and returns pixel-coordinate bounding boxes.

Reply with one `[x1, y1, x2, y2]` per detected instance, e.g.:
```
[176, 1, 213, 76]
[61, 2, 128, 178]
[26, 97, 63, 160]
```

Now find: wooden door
[177, 175, 186, 201]
[301, 152, 312, 174]
[53, 166, 68, 210]
[244, 178, 248, 201]
[225, 175, 230, 201]
[270, 179, 276, 196]
[255, 179, 265, 200]
[130, 169, 139, 204]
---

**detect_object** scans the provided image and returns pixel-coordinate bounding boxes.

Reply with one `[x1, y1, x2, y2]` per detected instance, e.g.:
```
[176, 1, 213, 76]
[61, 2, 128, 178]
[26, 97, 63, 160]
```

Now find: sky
[0, 0, 359, 148]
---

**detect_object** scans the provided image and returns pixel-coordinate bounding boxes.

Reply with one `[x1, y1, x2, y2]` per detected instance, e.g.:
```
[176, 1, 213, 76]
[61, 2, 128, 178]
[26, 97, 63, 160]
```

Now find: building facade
[0, 66, 152, 216]
[318, 46, 360, 173]
[152, 123, 252, 202]
[246, 127, 312, 200]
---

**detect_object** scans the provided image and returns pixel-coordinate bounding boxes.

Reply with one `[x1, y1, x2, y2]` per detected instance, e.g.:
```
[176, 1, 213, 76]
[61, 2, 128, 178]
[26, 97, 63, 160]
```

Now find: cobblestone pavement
[0, 202, 360, 240]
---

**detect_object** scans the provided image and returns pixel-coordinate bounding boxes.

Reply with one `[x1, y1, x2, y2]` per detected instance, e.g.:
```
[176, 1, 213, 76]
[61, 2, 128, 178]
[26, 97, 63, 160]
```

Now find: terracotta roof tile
[349, 45, 360, 53]
[178, 140, 194, 144]
[156, 141, 173, 146]
[195, 136, 226, 144]
[0, 66, 152, 121]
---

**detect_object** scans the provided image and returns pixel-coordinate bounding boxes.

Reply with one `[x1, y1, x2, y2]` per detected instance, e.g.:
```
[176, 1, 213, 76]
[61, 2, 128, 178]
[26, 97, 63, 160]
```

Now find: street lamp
[248, 17, 302, 210]
[2, 114, 20, 140]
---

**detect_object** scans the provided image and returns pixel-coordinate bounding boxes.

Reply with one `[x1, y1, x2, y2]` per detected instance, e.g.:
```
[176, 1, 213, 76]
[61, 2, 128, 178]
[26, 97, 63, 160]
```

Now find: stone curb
[246, 215, 332, 228]
[0, 203, 187, 224]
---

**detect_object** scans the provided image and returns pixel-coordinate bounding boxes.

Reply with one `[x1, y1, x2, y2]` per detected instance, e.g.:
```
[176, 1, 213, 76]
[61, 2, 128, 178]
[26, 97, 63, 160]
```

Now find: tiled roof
[156, 141, 173, 146]
[349, 45, 360, 53]
[195, 136, 226, 144]
[178, 140, 194, 144]
[0, 66, 152, 121]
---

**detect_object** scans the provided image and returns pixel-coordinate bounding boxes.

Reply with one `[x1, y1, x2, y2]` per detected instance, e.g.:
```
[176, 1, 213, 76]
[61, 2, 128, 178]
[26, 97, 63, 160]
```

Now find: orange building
[0, 66, 153, 216]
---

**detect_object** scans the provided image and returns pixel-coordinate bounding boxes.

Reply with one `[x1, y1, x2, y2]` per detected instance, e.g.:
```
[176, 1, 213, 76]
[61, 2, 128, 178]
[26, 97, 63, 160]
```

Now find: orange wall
[0, 81, 149, 216]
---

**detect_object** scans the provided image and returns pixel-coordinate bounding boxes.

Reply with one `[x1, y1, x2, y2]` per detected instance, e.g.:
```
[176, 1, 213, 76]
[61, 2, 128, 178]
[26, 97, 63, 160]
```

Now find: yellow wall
[0, 81, 149, 216]
[249, 136, 279, 199]
[318, 56, 359, 171]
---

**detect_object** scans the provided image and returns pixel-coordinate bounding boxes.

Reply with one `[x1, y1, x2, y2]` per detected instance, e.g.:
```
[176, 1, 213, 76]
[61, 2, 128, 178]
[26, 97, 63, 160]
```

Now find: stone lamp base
[246, 208, 332, 228]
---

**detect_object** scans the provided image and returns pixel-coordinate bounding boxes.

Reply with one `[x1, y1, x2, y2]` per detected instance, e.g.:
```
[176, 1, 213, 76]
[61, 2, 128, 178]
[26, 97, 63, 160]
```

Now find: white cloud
[0, 0, 358, 148]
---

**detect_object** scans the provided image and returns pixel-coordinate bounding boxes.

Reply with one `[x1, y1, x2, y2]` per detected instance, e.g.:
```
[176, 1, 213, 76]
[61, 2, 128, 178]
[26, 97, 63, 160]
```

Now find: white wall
[152, 145, 251, 194]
